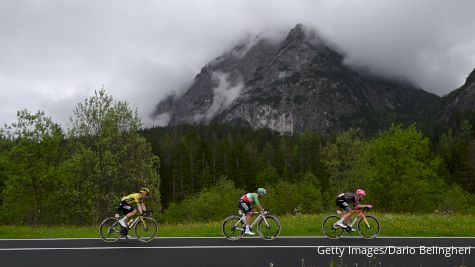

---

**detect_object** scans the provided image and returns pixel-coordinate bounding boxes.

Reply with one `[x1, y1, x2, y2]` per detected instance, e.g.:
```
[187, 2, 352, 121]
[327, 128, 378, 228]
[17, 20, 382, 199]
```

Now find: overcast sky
[1, 0, 475, 128]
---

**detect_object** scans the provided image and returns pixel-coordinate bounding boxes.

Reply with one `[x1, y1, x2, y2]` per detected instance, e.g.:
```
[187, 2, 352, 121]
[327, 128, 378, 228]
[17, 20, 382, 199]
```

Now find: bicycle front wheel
[99, 217, 122, 242]
[257, 215, 281, 240]
[322, 215, 344, 239]
[222, 215, 245, 241]
[134, 217, 159, 242]
[357, 215, 380, 239]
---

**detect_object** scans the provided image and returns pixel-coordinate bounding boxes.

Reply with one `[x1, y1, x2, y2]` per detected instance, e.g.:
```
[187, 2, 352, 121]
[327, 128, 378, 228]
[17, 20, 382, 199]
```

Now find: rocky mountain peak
[286, 23, 306, 40]
[465, 68, 475, 86]
[154, 24, 439, 134]
[436, 68, 475, 121]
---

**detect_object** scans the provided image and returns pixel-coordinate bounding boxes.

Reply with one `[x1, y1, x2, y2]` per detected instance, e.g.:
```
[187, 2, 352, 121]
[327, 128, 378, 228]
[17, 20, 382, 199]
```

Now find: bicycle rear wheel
[99, 217, 122, 242]
[222, 215, 245, 240]
[322, 215, 344, 239]
[134, 217, 159, 242]
[357, 215, 380, 239]
[257, 215, 281, 240]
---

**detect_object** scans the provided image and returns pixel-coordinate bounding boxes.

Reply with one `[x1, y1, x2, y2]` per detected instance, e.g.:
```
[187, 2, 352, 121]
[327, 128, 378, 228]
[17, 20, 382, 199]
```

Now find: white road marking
[2, 246, 313, 251]
[1, 236, 474, 241]
[0, 245, 473, 251]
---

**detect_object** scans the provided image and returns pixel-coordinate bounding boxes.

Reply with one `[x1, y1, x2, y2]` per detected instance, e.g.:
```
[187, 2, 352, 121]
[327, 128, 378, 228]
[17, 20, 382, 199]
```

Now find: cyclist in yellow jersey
[117, 188, 150, 228]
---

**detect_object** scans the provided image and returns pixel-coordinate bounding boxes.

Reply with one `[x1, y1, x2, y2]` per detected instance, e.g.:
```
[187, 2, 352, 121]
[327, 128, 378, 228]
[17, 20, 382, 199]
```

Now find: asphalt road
[0, 237, 473, 267]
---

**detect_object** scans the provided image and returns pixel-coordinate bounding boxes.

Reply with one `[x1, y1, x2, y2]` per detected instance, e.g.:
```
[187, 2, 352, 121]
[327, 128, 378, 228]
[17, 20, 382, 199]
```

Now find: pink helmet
[356, 189, 366, 197]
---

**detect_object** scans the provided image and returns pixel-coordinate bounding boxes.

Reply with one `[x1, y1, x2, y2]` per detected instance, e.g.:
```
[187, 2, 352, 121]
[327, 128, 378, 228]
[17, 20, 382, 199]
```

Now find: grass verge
[0, 213, 474, 238]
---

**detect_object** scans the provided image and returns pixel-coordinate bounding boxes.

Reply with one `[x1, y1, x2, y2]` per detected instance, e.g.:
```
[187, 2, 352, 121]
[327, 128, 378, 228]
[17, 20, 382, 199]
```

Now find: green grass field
[0, 213, 474, 238]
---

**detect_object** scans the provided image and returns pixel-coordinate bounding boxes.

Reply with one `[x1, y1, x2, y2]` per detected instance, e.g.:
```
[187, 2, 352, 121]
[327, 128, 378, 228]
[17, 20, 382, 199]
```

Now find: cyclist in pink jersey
[335, 189, 372, 230]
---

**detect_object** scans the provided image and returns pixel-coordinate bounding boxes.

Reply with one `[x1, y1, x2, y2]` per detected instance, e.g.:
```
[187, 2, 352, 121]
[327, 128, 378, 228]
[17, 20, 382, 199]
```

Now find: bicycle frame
[234, 210, 269, 230]
[344, 209, 372, 229]
[122, 215, 147, 229]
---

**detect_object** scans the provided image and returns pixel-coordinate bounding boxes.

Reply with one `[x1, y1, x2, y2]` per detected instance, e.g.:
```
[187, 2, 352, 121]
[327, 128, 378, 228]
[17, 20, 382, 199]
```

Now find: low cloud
[154, 112, 171, 127]
[204, 72, 244, 121]
[1, 0, 474, 127]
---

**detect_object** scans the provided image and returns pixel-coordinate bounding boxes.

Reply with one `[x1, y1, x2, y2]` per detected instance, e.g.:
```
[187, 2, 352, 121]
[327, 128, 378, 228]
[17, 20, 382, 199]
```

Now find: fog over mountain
[155, 24, 442, 134]
[1, 0, 474, 127]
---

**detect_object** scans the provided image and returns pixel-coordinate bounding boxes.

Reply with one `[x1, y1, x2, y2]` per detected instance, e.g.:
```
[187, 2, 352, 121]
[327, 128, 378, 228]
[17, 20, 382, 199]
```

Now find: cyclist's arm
[354, 204, 371, 209]
[141, 203, 147, 212]
[137, 203, 143, 214]
[253, 196, 264, 212]
[255, 203, 263, 211]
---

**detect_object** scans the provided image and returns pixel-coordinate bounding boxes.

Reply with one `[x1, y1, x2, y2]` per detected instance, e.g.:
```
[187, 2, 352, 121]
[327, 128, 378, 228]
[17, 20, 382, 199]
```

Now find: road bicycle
[222, 209, 281, 240]
[99, 211, 158, 242]
[322, 207, 380, 239]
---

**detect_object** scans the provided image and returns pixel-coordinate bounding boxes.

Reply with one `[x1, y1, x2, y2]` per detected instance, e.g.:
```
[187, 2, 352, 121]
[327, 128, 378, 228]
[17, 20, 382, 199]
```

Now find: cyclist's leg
[339, 209, 353, 227]
[118, 201, 136, 227]
[238, 200, 254, 235]
[335, 199, 351, 227]
[238, 200, 251, 223]
[246, 208, 255, 225]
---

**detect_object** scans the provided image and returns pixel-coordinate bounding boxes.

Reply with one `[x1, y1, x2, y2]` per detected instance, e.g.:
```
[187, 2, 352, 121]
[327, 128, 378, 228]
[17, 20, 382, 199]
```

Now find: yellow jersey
[121, 193, 143, 205]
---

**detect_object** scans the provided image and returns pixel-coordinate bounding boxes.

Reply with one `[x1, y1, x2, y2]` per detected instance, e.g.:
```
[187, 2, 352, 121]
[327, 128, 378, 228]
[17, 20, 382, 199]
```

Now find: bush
[161, 177, 243, 223]
[438, 184, 475, 214]
[364, 125, 445, 212]
[264, 172, 323, 215]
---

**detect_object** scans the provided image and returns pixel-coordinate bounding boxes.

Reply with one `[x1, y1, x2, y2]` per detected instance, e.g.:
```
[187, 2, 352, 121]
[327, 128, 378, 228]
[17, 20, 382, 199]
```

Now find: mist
[1, 0, 474, 127]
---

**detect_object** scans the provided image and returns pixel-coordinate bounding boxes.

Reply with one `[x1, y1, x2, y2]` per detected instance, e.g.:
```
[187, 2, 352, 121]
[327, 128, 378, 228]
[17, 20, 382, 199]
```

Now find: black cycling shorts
[335, 197, 351, 212]
[118, 201, 134, 215]
[238, 199, 252, 214]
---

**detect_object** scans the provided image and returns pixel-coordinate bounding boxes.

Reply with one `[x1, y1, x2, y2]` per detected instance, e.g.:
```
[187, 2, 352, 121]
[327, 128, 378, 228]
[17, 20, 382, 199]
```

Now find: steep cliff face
[155, 24, 439, 134]
[437, 69, 475, 121]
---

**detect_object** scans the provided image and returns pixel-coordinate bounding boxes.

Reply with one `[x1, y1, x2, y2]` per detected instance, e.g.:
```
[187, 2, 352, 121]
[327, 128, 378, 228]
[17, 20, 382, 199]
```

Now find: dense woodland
[0, 90, 160, 225]
[1, 89, 474, 225]
[144, 121, 475, 223]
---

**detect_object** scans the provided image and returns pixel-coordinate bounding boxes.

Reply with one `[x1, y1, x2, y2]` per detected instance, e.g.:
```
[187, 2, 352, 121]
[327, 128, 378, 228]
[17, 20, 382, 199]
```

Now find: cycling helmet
[140, 188, 150, 195]
[356, 189, 366, 197]
[257, 188, 267, 196]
